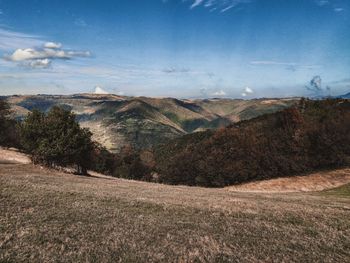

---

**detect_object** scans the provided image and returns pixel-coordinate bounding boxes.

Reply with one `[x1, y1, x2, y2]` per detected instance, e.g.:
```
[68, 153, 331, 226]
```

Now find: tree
[0, 99, 11, 145]
[19, 109, 45, 158]
[0, 99, 20, 147]
[20, 106, 94, 175]
[90, 143, 117, 175]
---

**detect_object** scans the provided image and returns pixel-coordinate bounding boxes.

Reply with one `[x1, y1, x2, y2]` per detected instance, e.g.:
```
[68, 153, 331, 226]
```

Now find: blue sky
[0, 0, 349, 98]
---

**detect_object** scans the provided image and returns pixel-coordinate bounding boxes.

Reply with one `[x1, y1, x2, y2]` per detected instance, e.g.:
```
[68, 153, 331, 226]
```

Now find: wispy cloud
[334, 7, 344, 12]
[314, 0, 346, 13]
[315, 0, 330, 6]
[184, 0, 346, 13]
[162, 67, 190, 74]
[166, 0, 252, 13]
[190, 0, 204, 9]
[250, 60, 321, 71]
[250, 60, 298, 66]
[0, 28, 44, 50]
[74, 18, 87, 27]
[221, 4, 236, 13]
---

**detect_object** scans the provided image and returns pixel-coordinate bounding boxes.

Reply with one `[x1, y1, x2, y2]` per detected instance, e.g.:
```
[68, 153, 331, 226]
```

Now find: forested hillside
[154, 99, 350, 187]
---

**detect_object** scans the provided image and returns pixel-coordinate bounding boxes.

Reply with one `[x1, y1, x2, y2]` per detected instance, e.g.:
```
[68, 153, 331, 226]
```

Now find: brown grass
[0, 148, 31, 165]
[227, 168, 350, 193]
[1, 163, 350, 262]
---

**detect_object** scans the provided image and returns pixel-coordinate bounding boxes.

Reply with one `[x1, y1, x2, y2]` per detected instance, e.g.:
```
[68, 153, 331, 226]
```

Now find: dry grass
[0, 148, 31, 165]
[1, 163, 350, 262]
[227, 168, 350, 193]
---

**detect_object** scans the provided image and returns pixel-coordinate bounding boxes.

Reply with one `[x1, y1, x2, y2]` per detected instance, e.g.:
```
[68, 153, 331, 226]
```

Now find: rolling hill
[0, 151, 349, 262]
[6, 94, 298, 152]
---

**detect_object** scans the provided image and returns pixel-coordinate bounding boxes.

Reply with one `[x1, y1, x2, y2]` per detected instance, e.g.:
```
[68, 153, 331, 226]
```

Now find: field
[1, 160, 350, 262]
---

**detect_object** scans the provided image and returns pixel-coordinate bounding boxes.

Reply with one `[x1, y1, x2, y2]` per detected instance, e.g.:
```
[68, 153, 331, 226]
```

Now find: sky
[0, 0, 349, 98]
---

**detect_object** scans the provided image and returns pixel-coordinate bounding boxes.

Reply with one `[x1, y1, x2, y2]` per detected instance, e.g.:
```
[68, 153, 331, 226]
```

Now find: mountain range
[6, 94, 298, 152]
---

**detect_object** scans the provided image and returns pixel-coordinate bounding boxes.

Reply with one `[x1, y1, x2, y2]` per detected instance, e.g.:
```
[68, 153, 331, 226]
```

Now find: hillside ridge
[6, 94, 298, 152]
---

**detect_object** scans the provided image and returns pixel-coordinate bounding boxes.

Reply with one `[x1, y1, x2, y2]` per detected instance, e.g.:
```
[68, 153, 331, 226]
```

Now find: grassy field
[1, 163, 350, 262]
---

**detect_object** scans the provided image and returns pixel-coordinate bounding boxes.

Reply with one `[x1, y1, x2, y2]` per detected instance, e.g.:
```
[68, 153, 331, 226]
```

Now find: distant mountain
[6, 94, 298, 152]
[338, 92, 350, 99]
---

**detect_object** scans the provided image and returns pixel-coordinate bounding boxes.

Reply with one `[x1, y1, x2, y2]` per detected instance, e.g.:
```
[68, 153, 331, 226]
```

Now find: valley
[5, 94, 298, 152]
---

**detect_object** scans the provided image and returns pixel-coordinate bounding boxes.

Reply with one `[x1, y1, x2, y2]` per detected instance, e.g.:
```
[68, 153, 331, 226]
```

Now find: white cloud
[6, 48, 69, 61]
[6, 47, 90, 62]
[23, 58, 51, 69]
[244, 87, 254, 94]
[241, 86, 254, 97]
[44, 42, 62, 49]
[4, 42, 91, 68]
[212, 90, 226, 96]
[94, 86, 109, 94]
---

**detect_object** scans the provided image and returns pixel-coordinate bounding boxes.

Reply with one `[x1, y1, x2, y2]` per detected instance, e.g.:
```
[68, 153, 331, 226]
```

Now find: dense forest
[154, 99, 350, 187]
[1, 98, 349, 187]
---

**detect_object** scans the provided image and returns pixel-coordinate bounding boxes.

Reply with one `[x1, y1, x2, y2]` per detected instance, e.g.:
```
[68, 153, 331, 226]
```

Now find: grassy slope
[1, 163, 350, 262]
[227, 168, 350, 193]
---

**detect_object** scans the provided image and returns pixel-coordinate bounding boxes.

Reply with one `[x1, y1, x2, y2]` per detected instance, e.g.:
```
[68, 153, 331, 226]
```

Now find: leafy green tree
[19, 109, 45, 158]
[20, 106, 94, 174]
